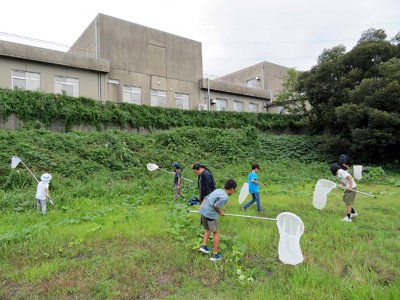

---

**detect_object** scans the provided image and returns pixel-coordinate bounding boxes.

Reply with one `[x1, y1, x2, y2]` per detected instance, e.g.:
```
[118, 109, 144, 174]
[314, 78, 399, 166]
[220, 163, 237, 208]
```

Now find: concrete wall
[216, 61, 288, 102]
[201, 90, 267, 113]
[72, 14, 203, 105]
[0, 56, 101, 99]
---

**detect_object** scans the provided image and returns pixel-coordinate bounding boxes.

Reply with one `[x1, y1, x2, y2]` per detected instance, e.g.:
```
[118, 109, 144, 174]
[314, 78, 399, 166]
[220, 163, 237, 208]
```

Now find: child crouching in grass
[198, 179, 237, 261]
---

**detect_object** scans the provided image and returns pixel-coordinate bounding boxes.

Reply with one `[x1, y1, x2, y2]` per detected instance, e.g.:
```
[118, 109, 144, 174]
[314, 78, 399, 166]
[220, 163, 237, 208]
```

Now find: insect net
[276, 212, 304, 265]
[312, 179, 337, 210]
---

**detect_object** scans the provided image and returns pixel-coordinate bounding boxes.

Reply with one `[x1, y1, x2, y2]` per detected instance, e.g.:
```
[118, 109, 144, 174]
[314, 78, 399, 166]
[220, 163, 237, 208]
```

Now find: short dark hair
[251, 164, 260, 170]
[224, 179, 237, 190]
[330, 163, 341, 176]
[192, 163, 203, 170]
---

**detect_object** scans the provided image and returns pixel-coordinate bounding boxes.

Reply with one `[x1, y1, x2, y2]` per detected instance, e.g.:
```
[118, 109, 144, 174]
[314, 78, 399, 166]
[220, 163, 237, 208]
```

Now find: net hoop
[276, 212, 304, 265]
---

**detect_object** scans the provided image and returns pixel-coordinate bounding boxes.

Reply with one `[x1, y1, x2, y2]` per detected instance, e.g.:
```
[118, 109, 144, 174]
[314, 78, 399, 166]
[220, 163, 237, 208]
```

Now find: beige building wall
[216, 61, 288, 102]
[71, 14, 203, 106]
[0, 56, 101, 99]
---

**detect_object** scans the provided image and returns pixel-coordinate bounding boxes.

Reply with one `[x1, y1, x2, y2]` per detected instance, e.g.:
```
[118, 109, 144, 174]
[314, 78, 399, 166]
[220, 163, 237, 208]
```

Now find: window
[123, 85, 141, 104]
[249, 103, 259, 113]
[12, 70, 40, 91]
[151, 89, 167, 107]
[54, 76, 79, 97]
[175, 93, 190, 110]
[246, 78, 257, 88]
[233, 100, 244, 112]
[216, 98, 228, 111]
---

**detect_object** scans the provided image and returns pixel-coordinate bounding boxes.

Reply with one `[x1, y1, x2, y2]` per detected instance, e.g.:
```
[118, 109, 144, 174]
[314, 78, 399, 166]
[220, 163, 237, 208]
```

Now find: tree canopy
[279, 28, 400, 163]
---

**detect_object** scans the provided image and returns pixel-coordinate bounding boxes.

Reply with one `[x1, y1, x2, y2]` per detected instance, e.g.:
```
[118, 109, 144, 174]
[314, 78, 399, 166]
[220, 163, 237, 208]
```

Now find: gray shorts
[343, 189, 357, 205]
[201, 215, 218, 232]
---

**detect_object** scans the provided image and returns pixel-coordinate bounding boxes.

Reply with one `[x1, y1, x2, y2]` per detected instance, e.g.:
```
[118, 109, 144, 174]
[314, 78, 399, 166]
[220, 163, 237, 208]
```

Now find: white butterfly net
[276, 212, 304, 265]
[312, 179, 337, 210]
[238, 182, 249, 204]
[353, 165, 363, 180]
[11, 156, 21, 169]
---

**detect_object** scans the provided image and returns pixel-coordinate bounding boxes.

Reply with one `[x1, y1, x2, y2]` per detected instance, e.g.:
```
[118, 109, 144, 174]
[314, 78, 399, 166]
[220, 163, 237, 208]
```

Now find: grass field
[1, 162, 399, 299]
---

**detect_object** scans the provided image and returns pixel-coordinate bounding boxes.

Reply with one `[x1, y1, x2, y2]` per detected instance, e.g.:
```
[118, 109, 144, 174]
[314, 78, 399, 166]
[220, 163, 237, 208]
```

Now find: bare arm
[346, 174, 353, 191]
[214, 206, 225, 216]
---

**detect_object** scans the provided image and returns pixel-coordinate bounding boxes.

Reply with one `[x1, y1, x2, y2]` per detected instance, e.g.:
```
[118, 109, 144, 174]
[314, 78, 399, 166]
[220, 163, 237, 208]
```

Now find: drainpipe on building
[207, 78, 211, 111]
[95, 19, 102, 102]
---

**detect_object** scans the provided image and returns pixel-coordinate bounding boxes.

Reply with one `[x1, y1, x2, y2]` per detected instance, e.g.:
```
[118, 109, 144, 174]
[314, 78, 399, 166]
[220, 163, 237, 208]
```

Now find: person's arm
[203, 172, 216, 194]
[346, 174, 354, 191]
[251, 178, 259, 184]
[45, 186, 50, 198]
[214, 206, 225, 216]
[177, 176, 181, 192]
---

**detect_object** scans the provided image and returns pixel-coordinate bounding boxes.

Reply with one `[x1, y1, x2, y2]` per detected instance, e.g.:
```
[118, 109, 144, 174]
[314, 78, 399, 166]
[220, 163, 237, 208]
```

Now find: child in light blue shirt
[242, 164, 263, 212]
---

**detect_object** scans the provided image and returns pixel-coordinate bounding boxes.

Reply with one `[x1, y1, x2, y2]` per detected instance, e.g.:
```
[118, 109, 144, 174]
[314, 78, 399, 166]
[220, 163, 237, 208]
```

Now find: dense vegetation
[0, 88, 305, 132]
[277, 28, 400, 163]
[0, 127, 399, 298]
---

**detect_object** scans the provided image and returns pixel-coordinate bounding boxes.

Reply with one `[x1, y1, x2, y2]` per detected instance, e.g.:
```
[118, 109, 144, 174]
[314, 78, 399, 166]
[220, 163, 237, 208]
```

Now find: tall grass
[1, 161, 399, 299]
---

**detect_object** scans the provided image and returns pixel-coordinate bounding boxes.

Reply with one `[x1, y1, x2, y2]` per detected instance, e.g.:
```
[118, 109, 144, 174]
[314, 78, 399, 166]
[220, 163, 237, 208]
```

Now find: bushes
[0, 89, 306, 132]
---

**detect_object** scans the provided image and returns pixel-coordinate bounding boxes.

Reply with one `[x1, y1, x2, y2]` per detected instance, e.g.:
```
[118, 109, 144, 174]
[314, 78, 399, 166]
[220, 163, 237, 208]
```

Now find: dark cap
[172, 162, 181, 169]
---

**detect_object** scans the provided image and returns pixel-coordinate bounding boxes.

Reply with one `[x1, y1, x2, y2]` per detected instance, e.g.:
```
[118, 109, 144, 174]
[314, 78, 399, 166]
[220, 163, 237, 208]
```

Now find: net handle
[147, 163, 193, 183]
[187, 210, 276, 221]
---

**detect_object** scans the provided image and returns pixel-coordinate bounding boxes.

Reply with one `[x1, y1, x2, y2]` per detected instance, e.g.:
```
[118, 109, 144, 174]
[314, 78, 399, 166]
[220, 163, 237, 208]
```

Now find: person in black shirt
[192, 163, 216, 203]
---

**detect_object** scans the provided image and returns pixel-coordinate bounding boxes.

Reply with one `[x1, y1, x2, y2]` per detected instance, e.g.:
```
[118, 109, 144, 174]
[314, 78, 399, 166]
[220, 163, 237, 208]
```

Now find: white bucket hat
[40, 173, 52, 182]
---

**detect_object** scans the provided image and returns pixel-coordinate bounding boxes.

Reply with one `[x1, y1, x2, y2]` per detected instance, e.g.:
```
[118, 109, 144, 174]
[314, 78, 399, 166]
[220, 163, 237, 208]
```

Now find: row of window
[11, 71, 259, 112]
[122, 84, 190, 109]
[12, 71, 191, 109]
[12, 70, 79, 97]
[215, 98, 259, 113]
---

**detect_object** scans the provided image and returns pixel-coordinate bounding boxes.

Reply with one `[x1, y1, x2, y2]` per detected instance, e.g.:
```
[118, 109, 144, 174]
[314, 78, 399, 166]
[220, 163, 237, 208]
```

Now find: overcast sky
[1, 0, 399, 77]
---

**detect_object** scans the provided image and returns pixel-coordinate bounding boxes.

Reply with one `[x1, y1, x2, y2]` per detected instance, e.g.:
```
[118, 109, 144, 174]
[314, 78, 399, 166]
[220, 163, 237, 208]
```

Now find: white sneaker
[341, 217, 352, 222]
[351, 212, 358, 218]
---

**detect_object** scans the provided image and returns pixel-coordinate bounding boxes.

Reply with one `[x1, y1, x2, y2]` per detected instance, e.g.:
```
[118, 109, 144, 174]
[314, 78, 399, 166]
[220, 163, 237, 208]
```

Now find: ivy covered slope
[0, 126, 330, 188]
[0, 89, 306, 131]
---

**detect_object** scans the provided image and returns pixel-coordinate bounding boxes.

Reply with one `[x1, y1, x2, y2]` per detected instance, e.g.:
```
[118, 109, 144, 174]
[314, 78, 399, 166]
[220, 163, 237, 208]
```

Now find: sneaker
[241, 206, 247, 211]
[210, 253, 222, 261]
[351, 212, 358, 218]
[341, 216, 352, 222]
[199, 245, 210, 254]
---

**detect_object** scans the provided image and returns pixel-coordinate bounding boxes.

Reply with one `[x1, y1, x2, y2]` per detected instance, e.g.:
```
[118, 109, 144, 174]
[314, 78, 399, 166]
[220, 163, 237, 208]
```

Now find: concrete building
[202, 61, 288, 113]
[0, 13, 288, 113]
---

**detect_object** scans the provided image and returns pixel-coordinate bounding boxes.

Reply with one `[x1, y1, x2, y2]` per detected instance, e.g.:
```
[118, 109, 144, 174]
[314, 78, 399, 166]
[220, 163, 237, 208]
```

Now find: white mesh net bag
[276, 212, 304, 265]
[353, 165, 363, 180]
[312, 179, 337, 210]
[238, 182, 249, 204]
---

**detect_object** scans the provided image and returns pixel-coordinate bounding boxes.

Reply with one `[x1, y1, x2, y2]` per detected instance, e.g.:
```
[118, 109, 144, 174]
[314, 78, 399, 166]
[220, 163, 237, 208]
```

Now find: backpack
[188, 196, 200, 205]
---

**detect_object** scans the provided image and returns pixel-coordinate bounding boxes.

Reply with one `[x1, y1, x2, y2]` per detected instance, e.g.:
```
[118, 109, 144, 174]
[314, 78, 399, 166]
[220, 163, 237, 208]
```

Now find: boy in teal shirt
[242, 164, 263, 212]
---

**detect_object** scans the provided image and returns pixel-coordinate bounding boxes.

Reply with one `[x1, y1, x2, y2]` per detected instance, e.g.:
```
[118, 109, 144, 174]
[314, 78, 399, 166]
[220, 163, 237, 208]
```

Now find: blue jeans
[243, 192, 263, 212]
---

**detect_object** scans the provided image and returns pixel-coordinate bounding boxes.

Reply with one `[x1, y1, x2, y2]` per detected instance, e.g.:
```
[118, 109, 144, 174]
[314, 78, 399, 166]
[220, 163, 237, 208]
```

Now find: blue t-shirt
[199, 189, 229, 220]
[248, 172, 259, 193]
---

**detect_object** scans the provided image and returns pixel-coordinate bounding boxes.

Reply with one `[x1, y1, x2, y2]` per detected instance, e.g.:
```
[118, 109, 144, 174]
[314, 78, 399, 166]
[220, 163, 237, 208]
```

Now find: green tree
[275, 68, 311, 121]
[297, 29, 400, 162]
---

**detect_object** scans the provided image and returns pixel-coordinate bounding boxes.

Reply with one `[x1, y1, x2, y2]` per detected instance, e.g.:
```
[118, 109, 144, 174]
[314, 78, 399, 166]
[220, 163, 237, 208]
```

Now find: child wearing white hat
[35, 173, 52, 215]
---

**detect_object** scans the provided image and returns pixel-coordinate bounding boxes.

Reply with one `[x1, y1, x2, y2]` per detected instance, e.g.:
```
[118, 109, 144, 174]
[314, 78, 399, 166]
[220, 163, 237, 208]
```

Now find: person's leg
[212, 229, 220, 254]
[254, 192, 263, 212]
[173, 186, 179, 202]
[243, 193, 256, 209]
[41, 200, 46, 215]
[202, 229, 211, 246]
[36, 199, 41, 211]
[346, 204, 352, 215]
